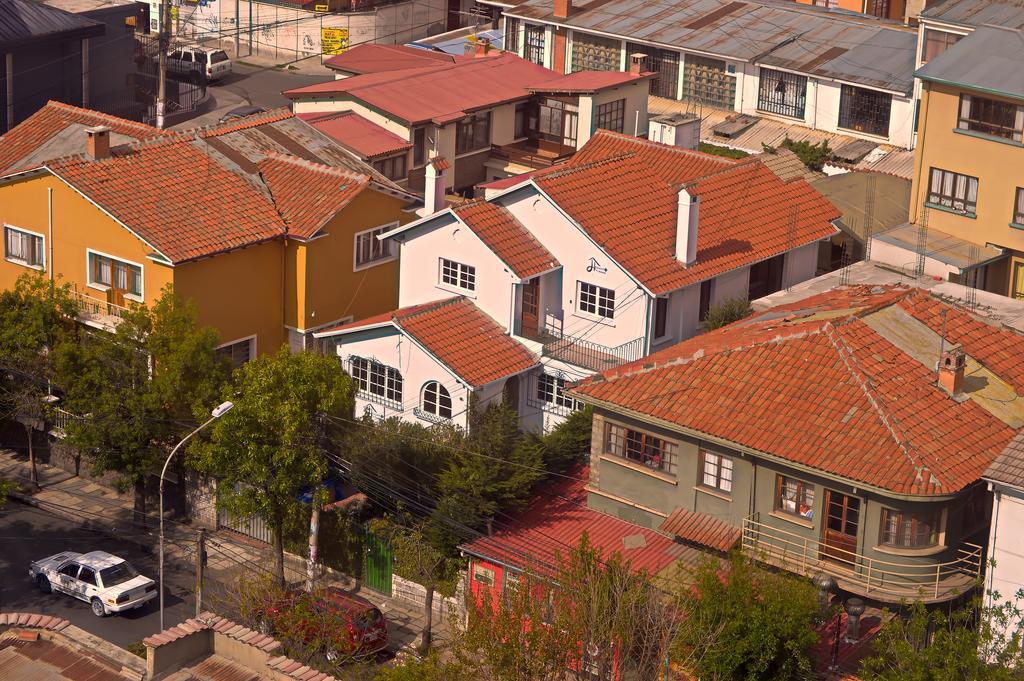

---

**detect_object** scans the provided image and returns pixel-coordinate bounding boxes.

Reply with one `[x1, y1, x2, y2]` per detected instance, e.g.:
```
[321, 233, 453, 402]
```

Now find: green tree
[861, 596, 1024, 681]
[701, 297, 753, 331]
[0, 272, 78, 488]
[672, 553, 820, 681]
[193, 347, 353, 585]
[55, 285, 227, 523]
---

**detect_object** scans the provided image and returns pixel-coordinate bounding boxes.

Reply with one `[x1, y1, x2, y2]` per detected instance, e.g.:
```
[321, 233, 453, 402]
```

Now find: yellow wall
[911, 83, 1024, 294]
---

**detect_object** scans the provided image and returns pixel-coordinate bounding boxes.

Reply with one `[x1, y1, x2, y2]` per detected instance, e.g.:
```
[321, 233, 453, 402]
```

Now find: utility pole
[306, 505, 320, 592]
[195, 528, 206, 617]
[155, 0, 172, 128]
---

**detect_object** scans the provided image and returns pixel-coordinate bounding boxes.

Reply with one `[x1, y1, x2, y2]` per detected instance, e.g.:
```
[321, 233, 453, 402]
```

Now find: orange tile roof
[536, 130, 840, 294]
[0, 100, 167, 174]
[572, 285, 1024, 496]
[257, 153, 370, 240]
[659, 507, 741, 552]
[321, 298, 539, 387]
[298, 111, 412, 160]
[453, 201, 559, 279]
[48, 137, 285, 263]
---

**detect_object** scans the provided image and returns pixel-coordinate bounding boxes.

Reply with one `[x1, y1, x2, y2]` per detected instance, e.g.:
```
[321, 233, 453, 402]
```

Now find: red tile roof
[48, 137, 285, 263]
[257, 153, 371, 240]
[320, 298, 539, 387]
[461, 466, 682, 576]
[453, 201, 559, 279]
[529, 70, 648, 93]
[0, 100, 167, 174]
[476, 167, 554, 191]
[535, 130, 840, 294]
[284, 53, 556, 125]
[572, 285, 1024, 496]
[658, 507, 741, 552]
[299, 111, 412, 160]
[323, 44, 457, 75]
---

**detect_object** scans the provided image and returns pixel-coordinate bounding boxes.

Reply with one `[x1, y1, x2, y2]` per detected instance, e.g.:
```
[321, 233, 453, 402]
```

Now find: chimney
[554, 0, 570, 19]
[473, 37, 492, 57]
[85, 125, 111, 161]
[419, 156, 449, 217]
[676, 186, 698, 266]
[629, 52, 646, 75]
[938, 343, 966, 395]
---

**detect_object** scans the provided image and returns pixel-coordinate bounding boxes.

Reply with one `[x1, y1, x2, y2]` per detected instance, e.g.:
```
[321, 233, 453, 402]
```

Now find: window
[571, 32, 621, 73]
[88, 252, 142, 297]
[957, 94, 1024, 142]
[682, 55, 735, 109]
[536, 373, 578, 411]
[654, 296, 668, 339]
[757, 68, 807, 119]
[595, 99, 626, 133]
[524, 24, 545, 65]
[700, 450, 733, 493]
[928, 167, 978, 215]
[354, 224, 397, 269]
[350, 356, 403, 407]
[627, 43, 679, 99]
[504, 17, 520, 54]
[420, 381, 452, 419]
[537, 97, 578, 147]
[372, 154, 407, 181]
[578, 282, 614, 319]
[4, 226, 43, 268]
[880, 508, 940, 548]
[77, 567, 97, 586]
[1015, 188, 1024, 225]
[456, 111, 491, 155]
[514, 101, 529, 139]
[413, 127, 427, 167]
[472, 564, 495, 586]
[698, 280, 713, 323]
[775, 475, 814, 519]
[604, 423, 677, 476]
[59, 564, 79, 578]
[439, 258, 476, 291]
[216, 337, 255, 369]
[838, 84, 892, 138]
[921, 28, 962, 63]
[210, 50, 229, 64]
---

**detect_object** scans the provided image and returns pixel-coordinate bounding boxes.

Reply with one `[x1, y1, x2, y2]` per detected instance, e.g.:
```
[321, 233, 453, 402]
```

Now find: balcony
[741, 514, 983, 603]
[520, 324, 645, 373]
[72, 290, 130, 330]
[490, 140, 574, 170]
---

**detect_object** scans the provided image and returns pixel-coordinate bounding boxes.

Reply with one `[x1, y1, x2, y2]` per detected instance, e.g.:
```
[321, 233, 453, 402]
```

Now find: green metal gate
[363, 531, 393, 596]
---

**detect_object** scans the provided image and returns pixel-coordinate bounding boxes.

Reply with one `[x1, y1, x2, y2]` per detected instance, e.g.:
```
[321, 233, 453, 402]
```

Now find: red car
[260, 588, 388, 661]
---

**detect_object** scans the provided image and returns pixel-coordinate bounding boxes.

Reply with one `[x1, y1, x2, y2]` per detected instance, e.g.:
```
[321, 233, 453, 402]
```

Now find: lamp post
[159, 401, 234, 631]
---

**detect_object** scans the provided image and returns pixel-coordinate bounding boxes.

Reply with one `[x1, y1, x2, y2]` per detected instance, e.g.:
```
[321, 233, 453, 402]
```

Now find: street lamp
[158, 400, 234, 631]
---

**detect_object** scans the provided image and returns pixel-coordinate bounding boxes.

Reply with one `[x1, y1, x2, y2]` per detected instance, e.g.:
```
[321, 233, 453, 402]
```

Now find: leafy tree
[526, 404, 594, 474]
[860, 596, 1024, 681]
[55, 285, 228, 523]
[701, 297, 753, 331]
[672, 553, 820, 681]
[0, 272, 77, 488]
[193, 347, 353, 585]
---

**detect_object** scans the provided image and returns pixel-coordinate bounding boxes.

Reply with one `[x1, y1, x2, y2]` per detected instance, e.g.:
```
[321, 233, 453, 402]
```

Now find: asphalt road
[0, 502, 198, 648]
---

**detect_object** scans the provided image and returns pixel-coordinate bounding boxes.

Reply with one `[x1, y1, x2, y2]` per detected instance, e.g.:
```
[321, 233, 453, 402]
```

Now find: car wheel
[91, 598, 107, 617]
[36, 575, 51, 594]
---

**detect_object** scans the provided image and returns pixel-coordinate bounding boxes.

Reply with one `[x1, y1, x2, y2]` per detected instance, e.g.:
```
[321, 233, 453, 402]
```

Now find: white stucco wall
[782, 241, 822, 289]
[289, 97, 412, 140]
[986, 487, 1024, 643]
[712, 265, 750, 305]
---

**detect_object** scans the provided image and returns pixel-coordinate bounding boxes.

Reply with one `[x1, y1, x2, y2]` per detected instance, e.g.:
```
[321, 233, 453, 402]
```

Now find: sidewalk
[0, 449, 448, 653]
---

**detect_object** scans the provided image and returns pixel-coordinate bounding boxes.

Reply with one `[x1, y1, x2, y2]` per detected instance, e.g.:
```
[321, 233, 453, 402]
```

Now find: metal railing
[741, 513, 983, 602]
[540, 333, 646, 373]
[50, 408, 86, 438]
[71, 290, 131, 321]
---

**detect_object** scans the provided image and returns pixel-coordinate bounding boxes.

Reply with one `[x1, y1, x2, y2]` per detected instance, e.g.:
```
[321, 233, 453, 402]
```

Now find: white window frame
[438, 258, 476, 292]
[419, 380, 453, 420]
[3, 224, 45, 270]
[86, 248, 145, 302]
[699, 449, 733, 494]
[215, 335, 256, 369]
[537, 372, 578, 410]
[353, 222, 399, 272]
[577, 281, 615, 319]
[350, 355, 403, 408]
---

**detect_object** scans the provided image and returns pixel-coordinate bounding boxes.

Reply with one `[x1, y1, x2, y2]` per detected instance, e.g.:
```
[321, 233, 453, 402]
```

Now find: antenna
[914, 206, 929, 280]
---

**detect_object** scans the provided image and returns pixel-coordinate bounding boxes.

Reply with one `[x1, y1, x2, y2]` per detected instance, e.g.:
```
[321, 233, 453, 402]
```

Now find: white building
[984, 434, 1024, 642]
[317, 129, 840, 431]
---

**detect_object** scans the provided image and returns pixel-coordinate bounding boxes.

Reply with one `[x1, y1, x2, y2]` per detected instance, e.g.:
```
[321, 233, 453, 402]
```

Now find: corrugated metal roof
[0, 0, 103, 47]
[502, 0, 915, 91]
[916, 26, 1024, 100]
[921, 0, 1024, 29]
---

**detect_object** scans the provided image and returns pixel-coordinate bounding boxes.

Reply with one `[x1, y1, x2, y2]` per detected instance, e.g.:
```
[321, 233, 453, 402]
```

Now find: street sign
[314, 3, 328, 10]
[321, 27, 349, 55]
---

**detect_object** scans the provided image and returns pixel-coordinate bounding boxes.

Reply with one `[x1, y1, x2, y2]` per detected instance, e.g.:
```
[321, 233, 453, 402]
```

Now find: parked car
[260, 587, 387, 660]
[166, 45, 232, 83]
[219, 105, 266, 123]
[29, 550, 157, 617]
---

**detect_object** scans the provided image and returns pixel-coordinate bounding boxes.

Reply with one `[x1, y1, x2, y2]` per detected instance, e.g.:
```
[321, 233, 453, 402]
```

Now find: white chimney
[419, 157, 449, 217]
[676, 186, 698, 266]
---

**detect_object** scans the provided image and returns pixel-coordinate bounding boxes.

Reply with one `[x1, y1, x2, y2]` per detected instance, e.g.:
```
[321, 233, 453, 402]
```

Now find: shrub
[701, 297, 753, 331]
[699, 142, 750, 159]
[763, 137, 831, 171]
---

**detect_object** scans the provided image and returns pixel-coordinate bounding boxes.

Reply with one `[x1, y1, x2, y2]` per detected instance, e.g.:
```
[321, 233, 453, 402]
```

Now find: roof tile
[453, 201, 559, 279]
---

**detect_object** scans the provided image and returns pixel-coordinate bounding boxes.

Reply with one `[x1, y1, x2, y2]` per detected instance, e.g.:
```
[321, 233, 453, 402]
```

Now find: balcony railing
[490, 141, 574, 169]
[50, 407, 85, 438]
[71, 290, 131, 327]
[741, 513, 983, 603]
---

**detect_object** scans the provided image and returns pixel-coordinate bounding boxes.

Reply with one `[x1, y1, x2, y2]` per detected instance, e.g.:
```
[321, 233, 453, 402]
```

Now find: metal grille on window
[682, 55, 735, 109]
[757, 68, 807, 119]
[627, 43, 679, 99]
[504, 17, 520, 54]
[570, 32, 621, 73]
[524, 24, 545, 65]
[838, 84, 892, 138]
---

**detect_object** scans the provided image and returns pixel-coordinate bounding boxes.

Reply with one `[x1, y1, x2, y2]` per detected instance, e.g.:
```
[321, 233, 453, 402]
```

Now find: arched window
[421, 381, 452, 419]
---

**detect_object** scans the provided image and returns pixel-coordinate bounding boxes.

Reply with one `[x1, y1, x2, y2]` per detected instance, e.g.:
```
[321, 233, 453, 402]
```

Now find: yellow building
[908, 26, 1024, 299]
[0, 103, 417, 363]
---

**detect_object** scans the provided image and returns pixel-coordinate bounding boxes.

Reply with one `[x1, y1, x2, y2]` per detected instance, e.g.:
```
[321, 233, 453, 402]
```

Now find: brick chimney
[85, 125, 111, 161]
[474, 37, 492, 57]
[938, 343, 966, 395]
[419, 156, 449, 217]
[554, 0, 570, 19]
[676, 186, 698, 266]
[629, 52, 647, 75]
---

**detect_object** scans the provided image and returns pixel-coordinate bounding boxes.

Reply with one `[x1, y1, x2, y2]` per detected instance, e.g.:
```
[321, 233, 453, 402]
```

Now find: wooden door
[821, 490, 860, 566]
[521, 278, 540, 337]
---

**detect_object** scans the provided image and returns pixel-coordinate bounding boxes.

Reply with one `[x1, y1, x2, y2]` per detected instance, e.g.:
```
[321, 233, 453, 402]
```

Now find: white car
[167, 45, 232, 83]
[29, 550, 157, 617]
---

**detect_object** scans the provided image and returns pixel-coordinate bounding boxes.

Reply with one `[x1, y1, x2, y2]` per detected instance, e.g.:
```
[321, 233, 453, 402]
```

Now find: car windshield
[98, 561, 138, 588]
[211, 50, 229, 63]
